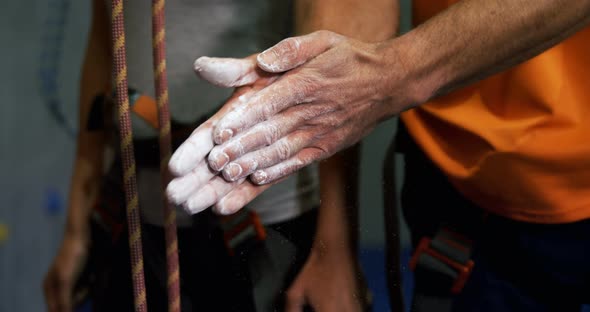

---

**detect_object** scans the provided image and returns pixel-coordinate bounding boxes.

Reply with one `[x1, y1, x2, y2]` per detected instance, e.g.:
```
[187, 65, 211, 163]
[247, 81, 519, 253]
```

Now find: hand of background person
[286, 242, 370, 312]
[43, 233, 88, 312]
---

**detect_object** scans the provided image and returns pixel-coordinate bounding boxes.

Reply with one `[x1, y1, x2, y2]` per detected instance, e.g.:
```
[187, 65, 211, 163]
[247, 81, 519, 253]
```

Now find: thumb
[285, 281, 307, 312]
[193, 54, 261, 87]
[257, 30, 343, 73]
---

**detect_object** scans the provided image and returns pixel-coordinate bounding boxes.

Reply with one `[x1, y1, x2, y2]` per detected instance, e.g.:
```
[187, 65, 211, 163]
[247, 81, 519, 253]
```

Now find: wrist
[312, 233, 356, 257]
[375, 34, 444, 113]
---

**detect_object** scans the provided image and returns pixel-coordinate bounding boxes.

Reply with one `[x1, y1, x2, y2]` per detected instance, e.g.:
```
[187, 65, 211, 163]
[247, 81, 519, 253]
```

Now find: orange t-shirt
[401, 0, 590, 223]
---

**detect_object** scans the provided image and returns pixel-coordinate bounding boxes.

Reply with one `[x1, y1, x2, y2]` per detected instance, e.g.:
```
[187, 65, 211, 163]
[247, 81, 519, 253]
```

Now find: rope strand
[110, 0, 148, 311]
[152, 0, 181, 311]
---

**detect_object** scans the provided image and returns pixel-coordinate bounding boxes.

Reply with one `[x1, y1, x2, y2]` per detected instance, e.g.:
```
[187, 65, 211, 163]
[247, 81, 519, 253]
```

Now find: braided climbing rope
[152, 0, 182, 311]
[110, 0, 148, 310]
[110, 0, 181, 311]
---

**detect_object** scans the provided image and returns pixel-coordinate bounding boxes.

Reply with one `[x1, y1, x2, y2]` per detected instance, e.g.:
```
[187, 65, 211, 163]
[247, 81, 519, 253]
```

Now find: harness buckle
[409, 227, 475, 294]
[220, 209, 266, 256]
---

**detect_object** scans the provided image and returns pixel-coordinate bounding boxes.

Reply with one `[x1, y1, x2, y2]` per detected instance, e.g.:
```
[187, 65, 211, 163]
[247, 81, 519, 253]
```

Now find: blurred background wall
[0, 0, 413, 310]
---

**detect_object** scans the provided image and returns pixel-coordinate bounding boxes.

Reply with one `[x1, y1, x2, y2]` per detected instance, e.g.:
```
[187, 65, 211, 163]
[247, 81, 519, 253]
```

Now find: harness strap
[382, 128, 406, 312]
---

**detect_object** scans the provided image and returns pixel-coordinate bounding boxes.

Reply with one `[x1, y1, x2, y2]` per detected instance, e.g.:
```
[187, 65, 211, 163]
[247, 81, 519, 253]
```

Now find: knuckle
[314, 30, 332, 40]
[316, 113, 341, 129]
[263, 123, 281, 146]
[315, 30, 342, 44]
[300, 107, 319, 122]
[289, 76, 318, 103]
[260, 101, 277, 120]
[279, 38, 301, 58]
[276, 141, 292, 161]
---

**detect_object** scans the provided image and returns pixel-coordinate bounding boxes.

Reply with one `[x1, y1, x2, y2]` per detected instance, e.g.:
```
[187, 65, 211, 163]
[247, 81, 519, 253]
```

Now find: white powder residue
[166, 166, 213, 204]
[184, 176, 245, 214]
[252, 170, 269, 184]
[222, 162, 243, 182]
[256, 37, 304, 73]
[208, 150, 230, 171]
[194, 56, 259, 87]
[169, 126, 214, 176]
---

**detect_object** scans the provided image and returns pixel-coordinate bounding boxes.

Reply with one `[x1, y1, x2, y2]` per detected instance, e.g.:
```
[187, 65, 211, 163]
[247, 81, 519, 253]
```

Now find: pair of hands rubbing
[167, 30, 410, 216]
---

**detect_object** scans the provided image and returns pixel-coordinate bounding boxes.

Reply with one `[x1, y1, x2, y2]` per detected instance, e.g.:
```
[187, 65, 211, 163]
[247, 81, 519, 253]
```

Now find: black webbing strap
[383, 126, 405, 312]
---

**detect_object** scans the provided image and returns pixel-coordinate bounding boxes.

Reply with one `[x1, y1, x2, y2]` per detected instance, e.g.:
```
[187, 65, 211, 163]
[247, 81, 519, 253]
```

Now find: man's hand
[167, 56, 282, 214]
[170, 31, 412, 193]
[286, 243, 370, 312]
[43, 234, 88, 312]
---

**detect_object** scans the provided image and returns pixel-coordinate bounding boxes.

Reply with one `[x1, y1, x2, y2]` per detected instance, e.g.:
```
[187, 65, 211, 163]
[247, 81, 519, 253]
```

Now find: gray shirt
[120, 0, 319, 226]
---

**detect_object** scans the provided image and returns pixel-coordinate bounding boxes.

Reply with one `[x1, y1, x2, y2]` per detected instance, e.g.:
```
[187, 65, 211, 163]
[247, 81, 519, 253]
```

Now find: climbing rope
[151, 0, 181, 311]
[110, 0, 147, 310]
[110, 0, 181, 311]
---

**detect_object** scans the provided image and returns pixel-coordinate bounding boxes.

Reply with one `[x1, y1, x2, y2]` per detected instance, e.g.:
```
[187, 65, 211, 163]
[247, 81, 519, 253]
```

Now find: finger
[168, 88, 256, 176]
[168, 123, 215, 177]
[212, 181, 275, 215]
[220, 129, 317, 182]
[183, 176, 246, 214]
[251, 146, 326, 185]
[208, 103, 334, 173]
[212, 72, 314, 145]
[257, 30, 343, 73]
[285, 285, 306, 312]
[166, 165, 216, 205]
[194, 55, 262, 88]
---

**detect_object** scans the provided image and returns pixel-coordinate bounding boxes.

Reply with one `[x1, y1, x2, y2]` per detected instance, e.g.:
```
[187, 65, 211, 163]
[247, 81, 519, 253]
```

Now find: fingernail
[222, 163, 243, 182]
[167, 176, 198, 205]
[214, 129, 233, 145]
[209, 151, 230, 171]
[181, 203, 194, 214]
[257, 49, 277, 69]
[252, 170, 268, 185]
[185, 191, 215, 214]
[166, 180, 184, 204]
[193, 56, 208, 72]
[217, 205, 232, 216]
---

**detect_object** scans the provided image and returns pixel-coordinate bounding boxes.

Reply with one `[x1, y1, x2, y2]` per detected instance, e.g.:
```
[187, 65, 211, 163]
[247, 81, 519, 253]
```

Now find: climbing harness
[220, 209, 267, 257]
[387, 122, 486, 302]
[110, 0, 180, 311]
[409, 227, 475, 294]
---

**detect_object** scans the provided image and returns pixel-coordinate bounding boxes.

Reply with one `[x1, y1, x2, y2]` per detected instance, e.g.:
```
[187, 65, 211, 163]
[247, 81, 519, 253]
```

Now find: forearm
[65, 0, 111, 237]
[386, 0, 590, 104]
[315, 147, 361, 253]
[295, 0, 398, 249]
[295, 0, 399, 41]
[65, 157, 103, 237]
